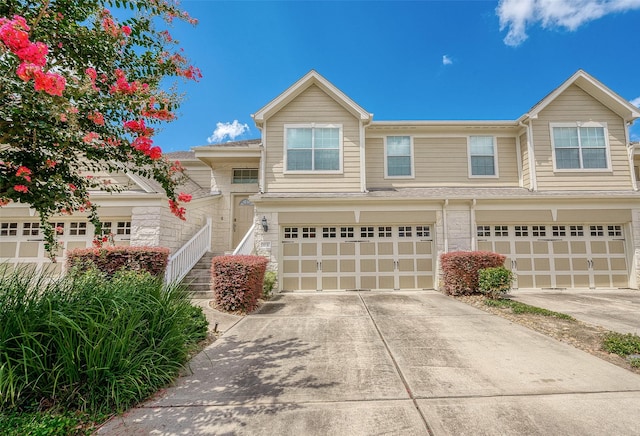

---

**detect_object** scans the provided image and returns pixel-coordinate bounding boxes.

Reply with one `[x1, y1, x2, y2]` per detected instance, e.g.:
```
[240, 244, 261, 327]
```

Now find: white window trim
[467, 135, 499, 178]
[550, 121, 612, 172]
[283, 123, 343, 174]
[384, 135, 415, 179]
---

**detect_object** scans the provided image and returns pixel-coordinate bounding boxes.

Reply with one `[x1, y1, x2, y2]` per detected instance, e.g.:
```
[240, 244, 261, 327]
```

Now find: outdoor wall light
[261, 216, 268, 232]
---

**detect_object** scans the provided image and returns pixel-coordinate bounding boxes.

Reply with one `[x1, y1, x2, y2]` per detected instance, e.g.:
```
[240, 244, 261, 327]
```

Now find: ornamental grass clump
[0, 265, 207, 415]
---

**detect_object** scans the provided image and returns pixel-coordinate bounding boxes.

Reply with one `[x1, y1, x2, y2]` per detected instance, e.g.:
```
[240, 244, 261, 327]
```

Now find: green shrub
[602, 332, 640, 356]
[0, 265, 207, 415]
[440, 251, 506, 295]
[478, 266, 514, 299]
[211, 255, 268, 313]
[263, 271, 277, 299]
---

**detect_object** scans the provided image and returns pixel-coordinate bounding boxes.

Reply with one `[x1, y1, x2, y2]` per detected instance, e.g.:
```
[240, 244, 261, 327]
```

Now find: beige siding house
[2, 69, 640, 293]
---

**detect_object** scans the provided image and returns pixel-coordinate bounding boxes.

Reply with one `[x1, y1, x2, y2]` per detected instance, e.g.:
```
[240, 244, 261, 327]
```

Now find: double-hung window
[285, 124, 341, 172]
[551, 122, 609, 170]
[385, 136, 413, 178]
[469, 136, 497, 177]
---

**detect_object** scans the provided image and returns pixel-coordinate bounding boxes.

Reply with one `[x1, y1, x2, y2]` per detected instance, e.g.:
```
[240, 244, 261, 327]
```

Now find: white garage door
[477, 224, 628, 289]
[0, 220, 131, 275]
[281, 224, 434, 291]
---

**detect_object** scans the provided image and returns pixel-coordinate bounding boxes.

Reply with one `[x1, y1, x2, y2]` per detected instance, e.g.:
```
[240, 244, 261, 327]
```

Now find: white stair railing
[165, 218, 212, 284]
[232, 223, 256, 255]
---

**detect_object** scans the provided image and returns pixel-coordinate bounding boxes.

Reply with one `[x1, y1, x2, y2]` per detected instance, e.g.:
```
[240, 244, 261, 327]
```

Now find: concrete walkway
[98, 291, 640, 435]
[511, 288, 640, 335]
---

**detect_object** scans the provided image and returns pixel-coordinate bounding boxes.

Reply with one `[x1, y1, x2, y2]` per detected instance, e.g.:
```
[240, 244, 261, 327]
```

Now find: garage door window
[1, 222, 18, 236]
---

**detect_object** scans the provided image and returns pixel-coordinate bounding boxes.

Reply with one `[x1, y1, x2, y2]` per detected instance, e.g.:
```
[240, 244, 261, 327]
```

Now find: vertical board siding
[533, 84, 632, 190]
[365, 136, 519, 188]
[265, 85, 361, 193]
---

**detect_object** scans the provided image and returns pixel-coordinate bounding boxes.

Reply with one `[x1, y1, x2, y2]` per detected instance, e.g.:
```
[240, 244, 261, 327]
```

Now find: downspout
[442, 199, 449, 253]
[260, 121, 267, 194]
[624, 120, 638, 191]
[515, 133, 523, 188]
[519, 118, 537, 191]
[470, 199, 477, 251]
[360, 120, 367, 193]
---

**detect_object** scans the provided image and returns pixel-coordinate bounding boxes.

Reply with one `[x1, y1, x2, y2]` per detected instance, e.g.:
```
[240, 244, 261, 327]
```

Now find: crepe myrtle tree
[0, 0, 201, 258]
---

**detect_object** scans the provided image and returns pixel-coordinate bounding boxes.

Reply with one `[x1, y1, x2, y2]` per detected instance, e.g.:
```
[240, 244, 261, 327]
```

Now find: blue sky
[156, 0, 640, 152]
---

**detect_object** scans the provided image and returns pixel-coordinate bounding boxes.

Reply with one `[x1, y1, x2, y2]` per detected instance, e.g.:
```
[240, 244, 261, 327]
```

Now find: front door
[232, 195, 255, 248]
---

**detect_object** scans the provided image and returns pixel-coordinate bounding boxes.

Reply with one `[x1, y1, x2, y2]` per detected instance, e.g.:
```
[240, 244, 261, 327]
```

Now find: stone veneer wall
[130, 200, 214, 254]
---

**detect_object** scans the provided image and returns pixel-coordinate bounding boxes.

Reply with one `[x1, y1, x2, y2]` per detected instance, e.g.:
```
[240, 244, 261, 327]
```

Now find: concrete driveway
[511, 288, 640, 335]
[99, 291, 640, 435]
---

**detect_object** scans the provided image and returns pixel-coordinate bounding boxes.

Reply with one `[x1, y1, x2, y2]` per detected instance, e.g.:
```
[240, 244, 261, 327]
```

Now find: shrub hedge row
[211, 255, 268, 313]
[66, 246, 169, 277]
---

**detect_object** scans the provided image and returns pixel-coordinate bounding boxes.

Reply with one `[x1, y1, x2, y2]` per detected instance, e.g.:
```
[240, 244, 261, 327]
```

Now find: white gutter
[359, 120, 367, 193]
[519, 119, 538, 191]
[260, 121, 267, 194]
[470, 199, 476, 251]
[515, 133, 523, 188]
[442, 199, 449, 252]
[624, 120, 638, 191]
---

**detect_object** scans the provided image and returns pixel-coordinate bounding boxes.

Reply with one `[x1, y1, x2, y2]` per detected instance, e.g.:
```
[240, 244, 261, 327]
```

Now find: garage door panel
[322, 243, 337, 256]
[553, 241, 569, 254]
[282, 277, 299, 290]
[590, 241, 607, 254]
[378, 259, 394, 273]
[417, 275, 433, 289]
[397, 259, 414, 272]
[322, 277, 338, 290]
[19, 242, 40, 257]
[361, 276, 376, 290]
[495, 241, 510, 254]
[532, 241, 548, 254]
[360, 259, 376, 273]
[573, 274, 590, 287]
[554, 258, 570, 271]
[609, 241, 625, 254]
[515, 241, 530, 254]
[571, 241, 587, 254]
[301, 243, 316, 256]
[555, 275, 572, 288]
[301, 277, 317, 290]
[535, 275, 552, 287]
[534, 258, 550, 270]
[416, 241, 431, 255]
[517, 274, 534, 288]
[360, 242, 375, 255]
[416, 258, 431, 272]
[323, 259, 337, 273]
[340, 276, 356, 289]
[612, 275, 628, 287]
[283, 244, 298, 256]
[340, 243, 355, 256]
[516, 258, 532, 271]
[378, 242, 393, 255]
[571, 258, 589, 271]
[301, 260, 317, 273]
[478, 241, 492, 251]
[340, 259, 355, 273]
[399, 275, 415, 289]
[0, 242, 16, 257]
[398, 242, 413, 255]
[593, 275, 611, 288]
[610, 258, 627, 271]
[378, 276, 394, 289]
[591, 258, 609, 270]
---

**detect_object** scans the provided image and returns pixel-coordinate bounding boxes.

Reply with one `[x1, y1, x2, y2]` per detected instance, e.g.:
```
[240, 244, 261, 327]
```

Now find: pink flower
[16, 166, 31, 181]
[83, 132, 100, 143]
[33, 70, 66, 96]
[46, 159, 57, 168]
[13, 184, 28, 193]
[132, 136, 153, 152]
[87, 111, 105, 126]
[121, 25, 131, 36]
[85, 67, 97, 80]
[177, 192, 192, 203]
[148, 146, 162, 160]
[15, 42, 48, 66]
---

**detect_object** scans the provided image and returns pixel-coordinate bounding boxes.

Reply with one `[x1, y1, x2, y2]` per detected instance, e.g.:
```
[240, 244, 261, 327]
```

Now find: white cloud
[442, 55, 453, 65]
[630, 96, 640, 107]
[207, 120, 250, 144]
[497, 0, 640, 46]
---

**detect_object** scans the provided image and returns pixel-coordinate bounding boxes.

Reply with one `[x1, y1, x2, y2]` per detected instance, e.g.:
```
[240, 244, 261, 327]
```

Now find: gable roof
[251, 70, 372, 126]
[521, 69, 640, 122]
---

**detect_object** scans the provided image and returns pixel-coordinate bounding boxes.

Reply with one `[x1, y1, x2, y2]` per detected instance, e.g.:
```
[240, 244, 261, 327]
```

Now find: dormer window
[551, 122, 610, 170]
[284, 124, 342, 173]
